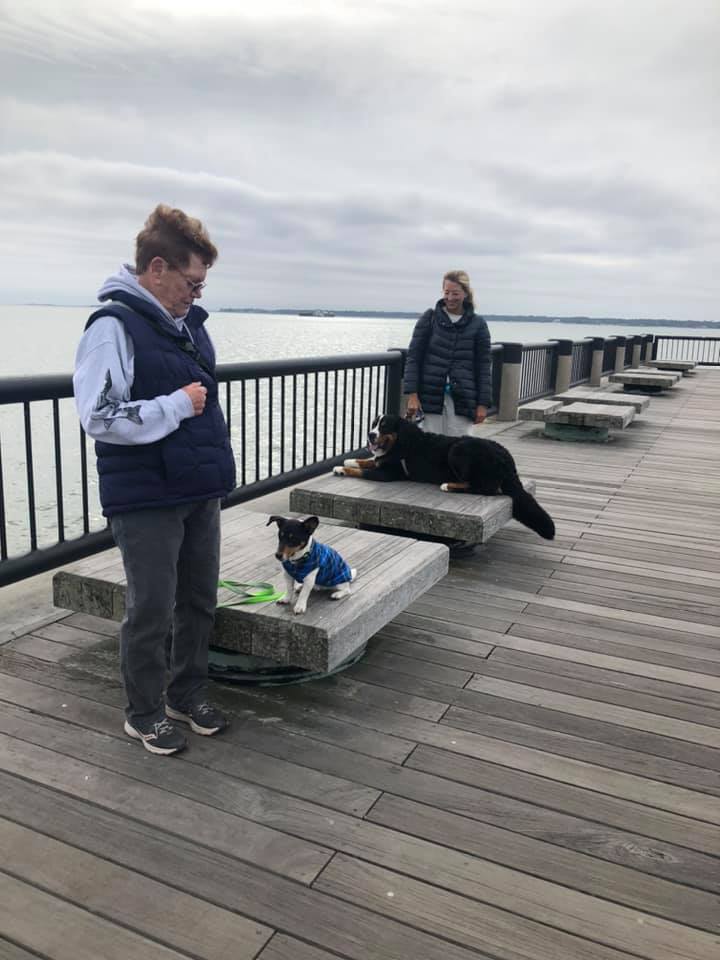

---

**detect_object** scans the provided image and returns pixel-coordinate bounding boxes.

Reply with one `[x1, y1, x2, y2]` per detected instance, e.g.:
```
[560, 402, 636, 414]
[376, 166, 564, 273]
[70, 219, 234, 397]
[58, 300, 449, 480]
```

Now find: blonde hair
[136, 204, 218, 273]
[443, 269, 474, 310]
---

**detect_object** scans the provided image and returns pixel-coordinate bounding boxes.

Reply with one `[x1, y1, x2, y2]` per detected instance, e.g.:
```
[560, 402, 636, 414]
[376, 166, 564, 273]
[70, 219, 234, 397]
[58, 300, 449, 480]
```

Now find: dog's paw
[332, 466, 346, 477]
[330, 588, 350, 600]
[293, 602, 307, 615]
[440, 483, 450, 492]
[276, 595, 290, 605]
[343, 458, 359, 468]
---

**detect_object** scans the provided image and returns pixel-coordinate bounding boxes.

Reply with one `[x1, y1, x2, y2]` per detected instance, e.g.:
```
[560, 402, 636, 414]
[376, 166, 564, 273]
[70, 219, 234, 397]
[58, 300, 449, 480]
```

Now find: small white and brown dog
[267, 515, 357, 615]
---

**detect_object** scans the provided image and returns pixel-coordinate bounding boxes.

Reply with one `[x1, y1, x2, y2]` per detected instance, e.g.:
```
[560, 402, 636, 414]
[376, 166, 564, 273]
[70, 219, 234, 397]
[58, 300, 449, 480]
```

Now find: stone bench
[642, 359, 696, 374]
[290, 472, 538, 545]
[552, 387, 650, 414]
[518, 399, 564, 421]
[53, 507, 448, 673]
[521, 400, 636, 442]
[609, 370, 680, 393]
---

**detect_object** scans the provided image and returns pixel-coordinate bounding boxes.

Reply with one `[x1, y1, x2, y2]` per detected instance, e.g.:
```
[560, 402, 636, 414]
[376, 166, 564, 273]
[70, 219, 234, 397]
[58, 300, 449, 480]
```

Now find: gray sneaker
[166, 701, 227, 736]
[123, 717, 187, 755]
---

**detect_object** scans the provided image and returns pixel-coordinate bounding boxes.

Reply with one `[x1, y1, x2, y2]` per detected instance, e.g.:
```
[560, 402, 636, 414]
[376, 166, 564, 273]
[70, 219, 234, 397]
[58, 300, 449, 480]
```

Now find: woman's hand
[406, 393, 422, 419]
[474, 404, 488, 424]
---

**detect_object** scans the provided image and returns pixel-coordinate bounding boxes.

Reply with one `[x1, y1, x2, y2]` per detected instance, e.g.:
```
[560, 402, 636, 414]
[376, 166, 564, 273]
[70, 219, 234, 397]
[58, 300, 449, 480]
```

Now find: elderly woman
[404, 270, 492, 436]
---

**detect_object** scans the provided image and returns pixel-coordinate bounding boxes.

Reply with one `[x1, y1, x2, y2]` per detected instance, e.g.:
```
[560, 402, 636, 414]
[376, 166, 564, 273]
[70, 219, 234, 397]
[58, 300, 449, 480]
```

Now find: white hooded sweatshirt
[73, 265, 195, 445]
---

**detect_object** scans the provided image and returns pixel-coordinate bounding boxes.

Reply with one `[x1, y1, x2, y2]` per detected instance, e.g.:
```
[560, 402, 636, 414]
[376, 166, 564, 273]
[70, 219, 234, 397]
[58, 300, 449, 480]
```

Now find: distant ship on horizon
[298, 309, 336, 317]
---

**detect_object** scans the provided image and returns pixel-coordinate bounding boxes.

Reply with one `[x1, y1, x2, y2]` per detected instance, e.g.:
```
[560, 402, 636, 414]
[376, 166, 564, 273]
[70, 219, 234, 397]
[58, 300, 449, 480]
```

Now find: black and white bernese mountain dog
[333, 413, 555, 540]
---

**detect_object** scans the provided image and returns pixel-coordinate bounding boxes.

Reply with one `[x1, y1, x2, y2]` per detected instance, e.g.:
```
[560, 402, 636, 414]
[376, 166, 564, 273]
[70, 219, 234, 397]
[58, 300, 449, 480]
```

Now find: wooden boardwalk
[1, 369, 719, 960]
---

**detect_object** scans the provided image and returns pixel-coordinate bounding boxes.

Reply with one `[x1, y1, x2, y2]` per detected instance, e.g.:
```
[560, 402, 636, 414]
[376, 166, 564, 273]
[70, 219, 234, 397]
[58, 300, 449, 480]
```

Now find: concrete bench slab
[53, 508, 449, 673]
[642, 359, 696, 374]
[547, 402, 636, 429]
[542, 401, 636, 442]
[609, 371, 679, 392]
[290, 472, 537, 544]
[518, 399, 564, 421]
[553, 388, 650, 413]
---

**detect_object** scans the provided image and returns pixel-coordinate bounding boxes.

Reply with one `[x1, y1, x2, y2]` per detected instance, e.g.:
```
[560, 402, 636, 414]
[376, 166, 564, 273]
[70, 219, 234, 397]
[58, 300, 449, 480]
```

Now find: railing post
[643, 334, 654, 363]
[614, 335, 627, 373]
[631, 335, 643, 369]
[497, 342, 522, 421]
[590, 337, 605, 386]
[385, 348, 406, 415]
[554, 339, 573, 394]
[651, 336, 659, 361]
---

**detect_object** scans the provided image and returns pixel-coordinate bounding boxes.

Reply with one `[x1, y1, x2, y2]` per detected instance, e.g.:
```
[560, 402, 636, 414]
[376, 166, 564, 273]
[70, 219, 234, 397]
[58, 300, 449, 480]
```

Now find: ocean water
[1, 304, 716, 378]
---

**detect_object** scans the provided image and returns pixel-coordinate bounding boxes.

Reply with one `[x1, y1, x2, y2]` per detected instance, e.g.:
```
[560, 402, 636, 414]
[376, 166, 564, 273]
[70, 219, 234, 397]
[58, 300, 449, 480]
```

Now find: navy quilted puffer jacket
[403, 300, 492, 417]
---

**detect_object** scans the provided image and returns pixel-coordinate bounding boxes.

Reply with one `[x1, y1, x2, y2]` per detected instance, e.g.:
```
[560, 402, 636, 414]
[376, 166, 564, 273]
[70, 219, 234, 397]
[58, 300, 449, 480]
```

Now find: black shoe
[166, 701, 228, 736]
[124, 717, 187, 756]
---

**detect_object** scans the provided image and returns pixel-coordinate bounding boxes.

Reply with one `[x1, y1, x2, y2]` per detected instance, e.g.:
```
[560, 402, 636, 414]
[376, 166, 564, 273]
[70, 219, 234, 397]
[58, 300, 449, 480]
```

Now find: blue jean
[110, 498, 221, 727]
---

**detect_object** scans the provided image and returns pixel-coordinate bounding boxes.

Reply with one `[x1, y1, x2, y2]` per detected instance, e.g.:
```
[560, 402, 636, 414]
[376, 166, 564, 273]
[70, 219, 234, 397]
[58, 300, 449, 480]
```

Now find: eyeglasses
[162, 259, 206, 293]
[175, 269, 206, 294]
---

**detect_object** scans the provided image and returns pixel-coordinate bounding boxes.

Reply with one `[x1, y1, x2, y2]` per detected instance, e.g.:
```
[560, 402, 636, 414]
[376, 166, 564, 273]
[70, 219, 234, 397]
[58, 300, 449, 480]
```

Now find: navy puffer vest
[86, 292, 236, 516]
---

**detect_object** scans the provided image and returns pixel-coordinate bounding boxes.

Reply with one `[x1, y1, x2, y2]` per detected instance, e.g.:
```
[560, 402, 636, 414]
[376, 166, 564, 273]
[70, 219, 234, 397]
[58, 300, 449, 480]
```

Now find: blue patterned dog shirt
[282, 540, 352, 587]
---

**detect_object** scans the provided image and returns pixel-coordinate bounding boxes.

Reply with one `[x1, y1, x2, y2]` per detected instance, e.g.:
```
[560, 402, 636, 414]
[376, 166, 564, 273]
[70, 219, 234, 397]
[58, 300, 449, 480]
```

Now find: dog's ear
[302, 516, 320, 534]
[266, 515, 285, 527]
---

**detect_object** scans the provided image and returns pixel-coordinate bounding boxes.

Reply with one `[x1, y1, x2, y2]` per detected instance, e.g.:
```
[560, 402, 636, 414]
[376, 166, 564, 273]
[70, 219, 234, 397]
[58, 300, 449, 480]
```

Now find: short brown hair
[135, 204, 218, 273]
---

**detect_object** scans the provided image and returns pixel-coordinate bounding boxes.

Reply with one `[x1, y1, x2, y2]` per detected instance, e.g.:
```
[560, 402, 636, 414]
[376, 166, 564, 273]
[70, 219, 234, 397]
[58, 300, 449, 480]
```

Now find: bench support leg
[543, 423, 610, 443]
[623, 384, 664, 394]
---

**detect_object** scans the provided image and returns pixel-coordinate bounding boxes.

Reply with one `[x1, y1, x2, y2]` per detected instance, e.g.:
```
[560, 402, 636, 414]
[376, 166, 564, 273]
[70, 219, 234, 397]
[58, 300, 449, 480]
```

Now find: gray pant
[110, 498, 221, 727]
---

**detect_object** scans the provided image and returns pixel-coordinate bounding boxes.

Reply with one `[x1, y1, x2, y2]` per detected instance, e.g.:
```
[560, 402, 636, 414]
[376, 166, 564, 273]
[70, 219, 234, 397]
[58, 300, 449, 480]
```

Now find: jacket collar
[434, 298, 474, 328]
[102, 290, 209, 338]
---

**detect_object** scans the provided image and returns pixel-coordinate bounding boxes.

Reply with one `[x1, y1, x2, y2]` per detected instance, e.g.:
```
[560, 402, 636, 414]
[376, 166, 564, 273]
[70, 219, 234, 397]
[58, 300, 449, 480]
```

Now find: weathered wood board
[290, 472, 538, 543]
[53, 508, 449, 671]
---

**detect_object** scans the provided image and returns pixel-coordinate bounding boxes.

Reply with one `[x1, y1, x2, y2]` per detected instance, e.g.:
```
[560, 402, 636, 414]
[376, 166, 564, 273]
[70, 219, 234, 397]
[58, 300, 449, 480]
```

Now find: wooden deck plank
[465, 675, 720, 746]
[315, 853, 640, 960]
[0, 872, 195, 960]
[3, 365, 720, 959]
[0, 818, 273, 960]
[444, 698, 720, 792]
[0, 774, 476, 960]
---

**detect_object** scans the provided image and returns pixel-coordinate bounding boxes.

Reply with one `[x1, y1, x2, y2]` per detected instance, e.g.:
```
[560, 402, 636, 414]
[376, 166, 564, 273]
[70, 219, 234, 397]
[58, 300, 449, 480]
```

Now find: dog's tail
[502, 476, 555, 540]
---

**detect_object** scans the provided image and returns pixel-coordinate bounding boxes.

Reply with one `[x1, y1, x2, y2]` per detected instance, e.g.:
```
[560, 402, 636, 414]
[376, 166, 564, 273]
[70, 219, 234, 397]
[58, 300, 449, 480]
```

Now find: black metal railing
[652, 336, 720, 365]
[3, 330, 713, 586]
[517, 342, 558, 402]
[490, 344, 503, 411]
[570, 339, 594, 386]
[0, 351, 404, 587]
[602, 336, 619, 373]
[624, 338, 634, 366]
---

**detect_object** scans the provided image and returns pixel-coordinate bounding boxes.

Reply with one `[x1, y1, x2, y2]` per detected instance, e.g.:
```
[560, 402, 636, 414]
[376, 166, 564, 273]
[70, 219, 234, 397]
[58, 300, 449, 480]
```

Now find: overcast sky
[1, 0, 718, 320]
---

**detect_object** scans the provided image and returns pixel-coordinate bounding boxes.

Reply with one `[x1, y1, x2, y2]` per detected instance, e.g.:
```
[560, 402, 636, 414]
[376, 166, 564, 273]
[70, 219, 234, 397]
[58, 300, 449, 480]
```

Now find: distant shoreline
[11, 303, 720, 329]
[219, 308, 720, 329]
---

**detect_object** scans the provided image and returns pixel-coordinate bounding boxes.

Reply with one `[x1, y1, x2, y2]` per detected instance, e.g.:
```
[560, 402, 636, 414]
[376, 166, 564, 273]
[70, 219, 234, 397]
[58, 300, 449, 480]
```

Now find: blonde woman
[404, 270, 492, 436]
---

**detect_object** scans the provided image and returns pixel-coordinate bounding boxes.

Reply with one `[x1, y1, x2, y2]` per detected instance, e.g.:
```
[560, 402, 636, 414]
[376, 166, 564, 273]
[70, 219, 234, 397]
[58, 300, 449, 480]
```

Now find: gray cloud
[0, 0, 718, 320]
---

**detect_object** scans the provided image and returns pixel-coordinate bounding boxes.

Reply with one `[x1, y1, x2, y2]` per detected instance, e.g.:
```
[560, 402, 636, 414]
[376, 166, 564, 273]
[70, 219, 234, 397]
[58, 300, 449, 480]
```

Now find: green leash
[217, 579, 285, 606]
